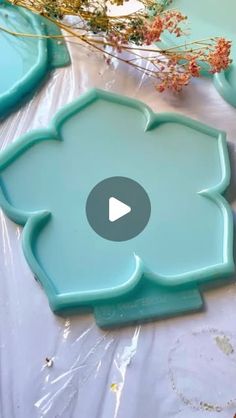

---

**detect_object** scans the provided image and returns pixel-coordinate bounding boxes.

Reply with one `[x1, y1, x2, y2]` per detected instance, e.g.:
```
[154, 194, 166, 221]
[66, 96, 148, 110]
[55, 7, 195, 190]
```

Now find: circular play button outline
[86, 176, 151, 242]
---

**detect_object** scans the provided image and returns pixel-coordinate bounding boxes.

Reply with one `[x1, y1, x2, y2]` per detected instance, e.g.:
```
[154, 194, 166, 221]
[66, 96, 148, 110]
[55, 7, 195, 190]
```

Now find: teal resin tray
[0, 89, 234, 327]
[162, 0, 236, 108]
[0, 0, 70, 117]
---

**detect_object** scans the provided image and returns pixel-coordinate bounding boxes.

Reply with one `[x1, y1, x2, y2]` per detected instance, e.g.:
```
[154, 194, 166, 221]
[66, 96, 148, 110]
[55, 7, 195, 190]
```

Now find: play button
[109, 197, 131, 222]
[86, 176, 151, 242]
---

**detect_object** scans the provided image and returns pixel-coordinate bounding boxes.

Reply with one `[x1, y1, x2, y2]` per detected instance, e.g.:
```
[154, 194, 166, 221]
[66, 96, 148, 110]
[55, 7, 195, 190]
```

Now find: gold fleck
[110, 383, 119, 392]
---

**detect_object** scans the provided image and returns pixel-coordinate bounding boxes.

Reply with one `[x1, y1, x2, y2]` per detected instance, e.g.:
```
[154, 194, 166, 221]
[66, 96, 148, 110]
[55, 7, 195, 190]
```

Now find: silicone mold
[0, 89, 234, 327]
[0, 0, 70, 117]
[162, 0, 236, 107]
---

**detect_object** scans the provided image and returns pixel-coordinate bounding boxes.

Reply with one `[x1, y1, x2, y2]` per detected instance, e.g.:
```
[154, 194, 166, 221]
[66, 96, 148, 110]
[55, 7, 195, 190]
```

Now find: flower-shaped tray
[163, 0, 236, 107]
[0, 0, 70, 117]
[0, 89, 234, 327]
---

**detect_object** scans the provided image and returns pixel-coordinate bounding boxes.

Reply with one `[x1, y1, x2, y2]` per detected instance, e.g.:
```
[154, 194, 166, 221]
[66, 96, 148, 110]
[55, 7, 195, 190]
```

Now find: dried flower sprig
[4, 0, 233, 92]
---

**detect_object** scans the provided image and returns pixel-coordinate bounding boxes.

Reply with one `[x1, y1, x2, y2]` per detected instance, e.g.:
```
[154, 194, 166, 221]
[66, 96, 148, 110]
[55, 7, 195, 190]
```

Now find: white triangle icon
[109, 197, 131, 222]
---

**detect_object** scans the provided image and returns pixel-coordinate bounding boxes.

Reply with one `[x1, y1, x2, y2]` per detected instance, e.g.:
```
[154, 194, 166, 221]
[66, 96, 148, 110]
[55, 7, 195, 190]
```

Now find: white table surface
[1, 22, 236, 418]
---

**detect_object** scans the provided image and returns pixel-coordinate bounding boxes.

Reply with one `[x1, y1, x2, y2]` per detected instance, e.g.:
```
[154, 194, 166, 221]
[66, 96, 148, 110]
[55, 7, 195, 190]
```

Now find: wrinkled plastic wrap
[1, 20, 236, 418]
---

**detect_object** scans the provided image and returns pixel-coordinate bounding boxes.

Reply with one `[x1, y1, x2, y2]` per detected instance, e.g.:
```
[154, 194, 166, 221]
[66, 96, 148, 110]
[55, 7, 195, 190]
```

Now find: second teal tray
[0, 0, 70, 117]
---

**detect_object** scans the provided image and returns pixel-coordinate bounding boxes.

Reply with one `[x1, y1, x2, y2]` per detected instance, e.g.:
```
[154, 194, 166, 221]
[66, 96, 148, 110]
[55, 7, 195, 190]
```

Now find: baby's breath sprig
[4, 0, 233, 92]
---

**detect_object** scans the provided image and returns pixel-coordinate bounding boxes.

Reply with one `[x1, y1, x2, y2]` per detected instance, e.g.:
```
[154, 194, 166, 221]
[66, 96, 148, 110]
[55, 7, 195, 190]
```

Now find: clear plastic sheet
[1, 18, 236, 418]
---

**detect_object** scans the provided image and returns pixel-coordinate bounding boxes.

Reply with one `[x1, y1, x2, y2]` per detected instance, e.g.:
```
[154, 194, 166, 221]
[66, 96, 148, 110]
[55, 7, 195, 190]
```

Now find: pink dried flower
[188, 59, 201, 77]
[155, 36, 232, 93]
[144, 16, 163, 44]
[108, 32, 127, 52]
[156, 71, 191, 92]
[208, 38, 232, 73]
[144, 10, 186, 45]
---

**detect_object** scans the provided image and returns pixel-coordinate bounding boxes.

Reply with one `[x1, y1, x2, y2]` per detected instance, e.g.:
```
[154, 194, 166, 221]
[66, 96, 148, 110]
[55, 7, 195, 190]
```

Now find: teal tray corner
[0, 89, 234, 327]
[0, 0, 70, 118]
[161, 0, 236, 107]
[41, 16, 71, 69]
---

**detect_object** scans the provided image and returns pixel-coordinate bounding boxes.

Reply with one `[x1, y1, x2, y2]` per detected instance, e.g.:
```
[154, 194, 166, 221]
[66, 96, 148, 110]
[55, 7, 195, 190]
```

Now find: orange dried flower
[156, 71, 191, 93]
[144, 10, 186, 45]
[4, 0, 233, 94]
[188, 59, 201, 77]
[208, 38, 232, 73]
